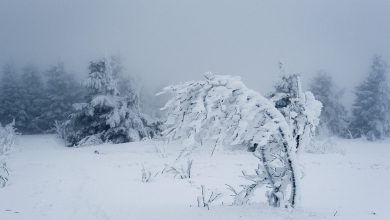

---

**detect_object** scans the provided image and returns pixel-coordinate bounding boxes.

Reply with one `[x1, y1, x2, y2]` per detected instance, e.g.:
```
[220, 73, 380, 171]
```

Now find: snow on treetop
[159, 72, 294, 152]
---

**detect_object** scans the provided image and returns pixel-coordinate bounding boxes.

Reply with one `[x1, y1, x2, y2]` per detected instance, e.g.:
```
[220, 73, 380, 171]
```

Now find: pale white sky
[1, 0, 389, 103]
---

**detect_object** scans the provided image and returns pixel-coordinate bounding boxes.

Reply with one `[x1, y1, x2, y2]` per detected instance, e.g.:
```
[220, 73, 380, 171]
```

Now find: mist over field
[1, 0, 390, 98]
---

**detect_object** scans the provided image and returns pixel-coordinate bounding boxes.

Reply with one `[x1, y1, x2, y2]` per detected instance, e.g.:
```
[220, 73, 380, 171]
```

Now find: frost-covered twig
[0, 162, 9, 188]
[175, 147, 193, 162]
[225, 170, 265, 206]
[0, 121, 17, 155]
[54, 120, 66, 139]
[167, 159, 193, 179]
[141, 166, 160, 183]
[197, 185, 222, 210]
[0, 121, 17, 188]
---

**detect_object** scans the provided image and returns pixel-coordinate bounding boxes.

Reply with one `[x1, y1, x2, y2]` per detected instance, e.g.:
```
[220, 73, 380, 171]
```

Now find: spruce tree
[42, 63, 83, 132]
[309, 72, 349, 137]
[0, 64, 23, 128]
[350, 56, 390, 140]
[18, 65, 47, 134]
[63, 57, 157, 146]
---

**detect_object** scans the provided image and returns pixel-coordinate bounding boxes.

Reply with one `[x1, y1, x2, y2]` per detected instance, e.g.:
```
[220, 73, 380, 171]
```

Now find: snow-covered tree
[41, 63, 84, 132]
[0, 64, 24, 128]
[62, 57, 158, 146]
[1, 62, 86, 134]
[18, 65, 47, 134]
[159, 73, 300, 208]
[350, 56, 390, 140]
[309, 72, 349, 137]
[268, 74, 322, 152]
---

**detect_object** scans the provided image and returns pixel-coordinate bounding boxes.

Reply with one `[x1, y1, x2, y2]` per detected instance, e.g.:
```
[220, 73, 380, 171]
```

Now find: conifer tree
[18, 65, 47, 134]
[0, 64, 23, 128]
[41, 63, 83, 132]
[309, 72, 349, 137]
[62, 57, 157, 146]
[350, 56, 390, 140]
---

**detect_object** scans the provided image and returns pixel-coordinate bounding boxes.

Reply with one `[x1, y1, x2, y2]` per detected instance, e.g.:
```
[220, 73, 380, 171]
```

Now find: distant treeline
[0, 63, 84, 134]
[1, 55, 390, 141]
[310, 55, 390, 140]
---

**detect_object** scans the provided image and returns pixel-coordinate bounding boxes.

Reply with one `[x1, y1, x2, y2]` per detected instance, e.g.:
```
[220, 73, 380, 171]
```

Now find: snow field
[0, 135, 389, 220]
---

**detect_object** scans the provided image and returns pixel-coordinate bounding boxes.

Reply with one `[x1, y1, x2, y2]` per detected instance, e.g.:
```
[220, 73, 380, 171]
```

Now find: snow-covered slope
[0, 135, 389, 220]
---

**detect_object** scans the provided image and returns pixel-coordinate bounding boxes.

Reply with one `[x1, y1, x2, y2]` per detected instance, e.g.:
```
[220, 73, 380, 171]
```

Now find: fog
[1, 0, 390, 102]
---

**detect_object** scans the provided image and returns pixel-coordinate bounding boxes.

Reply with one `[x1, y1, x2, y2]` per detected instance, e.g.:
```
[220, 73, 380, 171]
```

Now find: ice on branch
[159, 73, 302, 208]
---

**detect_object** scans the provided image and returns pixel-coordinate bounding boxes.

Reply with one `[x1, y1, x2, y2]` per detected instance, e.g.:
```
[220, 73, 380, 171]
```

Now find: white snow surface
[0, 135, 389, 220]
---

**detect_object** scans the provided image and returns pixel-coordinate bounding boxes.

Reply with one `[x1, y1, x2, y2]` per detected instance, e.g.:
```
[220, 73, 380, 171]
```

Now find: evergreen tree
[350, 56, 390, 140]
[18, 65, 47, 134]
[309, 72, 349, 137]
[0, 64, 24, 128]
[41, 63, 83, 132]
[62, 57, 157, 146]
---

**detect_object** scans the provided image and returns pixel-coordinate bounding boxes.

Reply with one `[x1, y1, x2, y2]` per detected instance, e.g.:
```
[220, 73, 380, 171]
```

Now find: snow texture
[0, 135, 389, 220]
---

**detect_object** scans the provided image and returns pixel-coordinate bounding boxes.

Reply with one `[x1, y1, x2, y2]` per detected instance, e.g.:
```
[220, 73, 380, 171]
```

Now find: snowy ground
[0, 135, 389, 220]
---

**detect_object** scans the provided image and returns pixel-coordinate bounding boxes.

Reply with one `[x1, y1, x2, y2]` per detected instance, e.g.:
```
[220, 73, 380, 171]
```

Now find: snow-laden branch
[268, 74, 322, 153]
[159, 73, 299, 208]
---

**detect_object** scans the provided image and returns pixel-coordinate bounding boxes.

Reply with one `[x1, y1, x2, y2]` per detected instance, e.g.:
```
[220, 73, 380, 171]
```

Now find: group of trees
[0, 63, 83, 134]
[2, 55, 388, 141]
[160, 73, 322, 208]
[0, 58, 160, 143]
[2, 54, 388, 208]
[0, 67, 322, 208]
[309, 55, 390, 141]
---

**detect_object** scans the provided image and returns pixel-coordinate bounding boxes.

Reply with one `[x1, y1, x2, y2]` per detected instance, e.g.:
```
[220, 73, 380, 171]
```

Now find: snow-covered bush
[268, 74, 322, 153]
[159, 73, 300, 208]
[62, 57, 160, 146]
[0, 121, 17, 187]
[0, 121, 16, 155]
